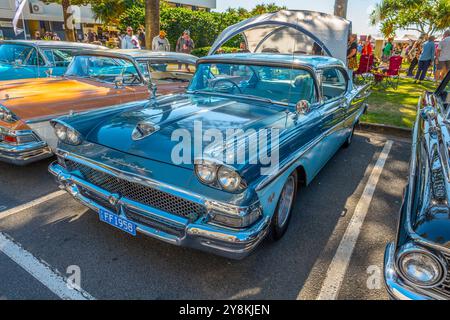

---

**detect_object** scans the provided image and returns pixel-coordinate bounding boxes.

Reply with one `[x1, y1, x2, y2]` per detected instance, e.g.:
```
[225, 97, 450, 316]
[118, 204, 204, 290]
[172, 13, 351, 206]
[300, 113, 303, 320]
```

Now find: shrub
[191, 46, 239, 57]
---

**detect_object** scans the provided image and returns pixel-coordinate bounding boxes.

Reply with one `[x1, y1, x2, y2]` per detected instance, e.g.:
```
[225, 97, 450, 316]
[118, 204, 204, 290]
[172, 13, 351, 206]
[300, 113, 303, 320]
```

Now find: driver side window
[321, 68, 348, 101]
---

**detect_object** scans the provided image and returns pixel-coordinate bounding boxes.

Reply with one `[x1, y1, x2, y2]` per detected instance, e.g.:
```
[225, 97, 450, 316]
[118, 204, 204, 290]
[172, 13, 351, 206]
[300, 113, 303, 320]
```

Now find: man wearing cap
[121, 26, 141, 50]
[152, 31, 171, 52]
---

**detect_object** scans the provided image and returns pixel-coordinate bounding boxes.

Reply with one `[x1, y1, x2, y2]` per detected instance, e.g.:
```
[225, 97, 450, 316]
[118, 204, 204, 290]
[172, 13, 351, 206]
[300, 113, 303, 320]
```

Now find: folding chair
[372, 56, 403, 90]
[354, 54, 374, 85]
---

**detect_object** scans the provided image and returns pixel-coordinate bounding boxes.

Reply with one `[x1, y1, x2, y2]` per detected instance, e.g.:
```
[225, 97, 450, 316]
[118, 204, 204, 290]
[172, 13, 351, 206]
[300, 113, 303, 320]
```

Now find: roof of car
[0, 40, 107, 50]
[73, 49, 198, 63]
[198, 53, 345, 69]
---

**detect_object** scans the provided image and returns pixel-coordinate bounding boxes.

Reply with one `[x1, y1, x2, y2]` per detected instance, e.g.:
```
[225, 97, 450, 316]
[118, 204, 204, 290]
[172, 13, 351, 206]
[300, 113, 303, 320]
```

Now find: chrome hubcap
[277, 176, 295, 228]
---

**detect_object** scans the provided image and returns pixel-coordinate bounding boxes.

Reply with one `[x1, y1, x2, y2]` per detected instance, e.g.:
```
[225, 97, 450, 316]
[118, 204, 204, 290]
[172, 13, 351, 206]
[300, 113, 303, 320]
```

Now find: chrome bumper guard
[49, 161, 270, 259]
[384, 243, 447, 300]
[0, 140, 52, 165]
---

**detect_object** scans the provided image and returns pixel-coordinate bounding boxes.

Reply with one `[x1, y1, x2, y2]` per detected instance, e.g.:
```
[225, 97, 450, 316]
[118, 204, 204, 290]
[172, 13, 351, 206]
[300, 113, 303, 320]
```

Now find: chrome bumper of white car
[49, 161, 271, 259]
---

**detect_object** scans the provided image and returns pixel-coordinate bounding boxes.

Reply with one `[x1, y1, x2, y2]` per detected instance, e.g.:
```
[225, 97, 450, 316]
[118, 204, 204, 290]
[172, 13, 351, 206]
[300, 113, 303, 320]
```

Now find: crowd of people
[347, 30, 450, 84]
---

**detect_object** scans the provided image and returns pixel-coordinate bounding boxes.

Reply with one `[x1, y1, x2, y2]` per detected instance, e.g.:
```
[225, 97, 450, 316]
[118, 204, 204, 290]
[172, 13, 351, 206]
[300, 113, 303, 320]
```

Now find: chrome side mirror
[13, 59, 23, 68]
[296, 100, 311, 115]
[114, 77, 124, 89]
[45, 68, 53, 78]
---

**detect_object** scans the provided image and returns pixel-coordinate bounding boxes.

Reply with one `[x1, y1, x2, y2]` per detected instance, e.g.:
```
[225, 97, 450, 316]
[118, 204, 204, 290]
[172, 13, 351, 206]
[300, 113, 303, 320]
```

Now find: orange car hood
[0, 77, 143, 121]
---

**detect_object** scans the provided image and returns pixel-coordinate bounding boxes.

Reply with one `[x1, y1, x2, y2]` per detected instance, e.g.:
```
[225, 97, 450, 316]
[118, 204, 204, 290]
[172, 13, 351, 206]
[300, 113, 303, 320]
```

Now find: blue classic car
[0, 40, 106, 80]
[384, 71, 450, 300]
[48, 11, 370, 259]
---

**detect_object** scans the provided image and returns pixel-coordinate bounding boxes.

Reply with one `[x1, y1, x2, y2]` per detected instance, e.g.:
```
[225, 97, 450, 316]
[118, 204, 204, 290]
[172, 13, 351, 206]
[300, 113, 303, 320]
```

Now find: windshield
[0, 43, 43, 66]
[65, 55, 142, 85]
[138, 60, 195, 83]
[188, 62, 316, 105]
[42, 48, 76, 67]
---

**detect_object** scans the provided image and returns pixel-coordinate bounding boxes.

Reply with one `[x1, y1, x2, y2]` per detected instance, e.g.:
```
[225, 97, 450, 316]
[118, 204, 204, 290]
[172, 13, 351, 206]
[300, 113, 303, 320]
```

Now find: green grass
[361, 77, 438, 129]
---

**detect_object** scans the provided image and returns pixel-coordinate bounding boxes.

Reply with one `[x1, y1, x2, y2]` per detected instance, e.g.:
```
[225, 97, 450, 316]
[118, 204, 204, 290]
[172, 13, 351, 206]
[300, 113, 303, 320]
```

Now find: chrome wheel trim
[277, 176, 296, 228]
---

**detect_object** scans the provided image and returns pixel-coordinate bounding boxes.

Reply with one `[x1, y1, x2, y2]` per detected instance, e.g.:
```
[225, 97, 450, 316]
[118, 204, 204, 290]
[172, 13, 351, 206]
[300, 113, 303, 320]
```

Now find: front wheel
[270, 171, 298, 241]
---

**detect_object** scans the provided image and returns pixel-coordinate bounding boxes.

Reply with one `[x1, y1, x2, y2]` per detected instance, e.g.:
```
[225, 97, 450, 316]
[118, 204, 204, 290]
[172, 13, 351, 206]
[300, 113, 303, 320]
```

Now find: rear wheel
[270, 171, 298, 241]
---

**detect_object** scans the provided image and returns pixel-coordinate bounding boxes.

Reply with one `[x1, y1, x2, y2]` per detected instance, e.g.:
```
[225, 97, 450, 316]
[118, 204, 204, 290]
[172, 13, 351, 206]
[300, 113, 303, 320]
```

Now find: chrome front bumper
[384, 243, 447, 300]
[49, 161, 271, 259]
[0, 140, 52, 165]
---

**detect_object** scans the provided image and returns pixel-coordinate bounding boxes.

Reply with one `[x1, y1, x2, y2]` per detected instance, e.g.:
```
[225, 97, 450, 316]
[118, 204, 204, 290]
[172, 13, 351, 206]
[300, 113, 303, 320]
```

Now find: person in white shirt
[152, 31, 170, 52]
[437, 30, 450, 81]
[121, 26, 141, 50]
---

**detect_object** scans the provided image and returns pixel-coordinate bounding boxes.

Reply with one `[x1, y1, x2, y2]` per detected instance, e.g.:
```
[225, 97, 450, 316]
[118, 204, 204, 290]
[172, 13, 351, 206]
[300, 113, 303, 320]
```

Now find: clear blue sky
[214, 0, 416, 37]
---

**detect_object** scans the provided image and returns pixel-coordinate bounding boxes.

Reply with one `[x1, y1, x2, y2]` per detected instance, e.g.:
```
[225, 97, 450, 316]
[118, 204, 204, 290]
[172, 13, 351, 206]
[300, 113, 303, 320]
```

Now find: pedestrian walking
[407, 40, 423, 77]
[347, 34, 358, 79]
[121, 26, 141, 50]
[436, 30, 450, 81]
[415, 35, 436, 83]
[176, 30, 194, 70]
[152, 31, 170, 52]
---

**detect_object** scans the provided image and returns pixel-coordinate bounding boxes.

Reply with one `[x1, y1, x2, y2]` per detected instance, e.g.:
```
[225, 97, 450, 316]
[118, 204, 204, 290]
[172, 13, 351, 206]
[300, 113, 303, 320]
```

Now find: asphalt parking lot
[0, 130, 410, 300]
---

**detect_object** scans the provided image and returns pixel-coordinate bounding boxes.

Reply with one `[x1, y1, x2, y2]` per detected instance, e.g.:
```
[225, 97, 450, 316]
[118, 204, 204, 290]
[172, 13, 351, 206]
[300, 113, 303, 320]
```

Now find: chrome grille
[65, 159, 206, 221]
[431, 253, 450, 299]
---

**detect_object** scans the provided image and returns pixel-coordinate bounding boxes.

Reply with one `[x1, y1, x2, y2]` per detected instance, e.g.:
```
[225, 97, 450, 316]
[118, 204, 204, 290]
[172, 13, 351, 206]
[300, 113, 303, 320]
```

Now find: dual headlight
[195, 160, 245, 193]
[396, 244, 447, 288]
[51, 121, 83, 146]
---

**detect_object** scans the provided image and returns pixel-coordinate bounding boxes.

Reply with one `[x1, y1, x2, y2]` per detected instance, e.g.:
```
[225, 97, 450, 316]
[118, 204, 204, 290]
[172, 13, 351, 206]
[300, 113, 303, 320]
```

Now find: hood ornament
[132, 121, 160, 141]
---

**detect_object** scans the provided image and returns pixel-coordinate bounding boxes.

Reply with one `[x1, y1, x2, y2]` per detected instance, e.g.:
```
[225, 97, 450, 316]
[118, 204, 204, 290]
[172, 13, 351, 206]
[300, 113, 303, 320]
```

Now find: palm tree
[334, 0, 348, 18]
[145, 0, 160, 50]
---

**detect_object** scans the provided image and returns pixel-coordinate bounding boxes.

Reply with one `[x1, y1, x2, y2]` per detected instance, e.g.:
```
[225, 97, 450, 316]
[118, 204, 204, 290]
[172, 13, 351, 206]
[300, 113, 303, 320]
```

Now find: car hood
[85, 94, 290, 169]
[0, 77, 137, 121]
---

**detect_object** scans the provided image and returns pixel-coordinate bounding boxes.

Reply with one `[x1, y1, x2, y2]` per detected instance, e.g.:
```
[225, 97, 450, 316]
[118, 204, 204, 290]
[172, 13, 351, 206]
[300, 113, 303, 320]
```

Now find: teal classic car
[0, 40, 106, 80]
[49, 11, 371, 259]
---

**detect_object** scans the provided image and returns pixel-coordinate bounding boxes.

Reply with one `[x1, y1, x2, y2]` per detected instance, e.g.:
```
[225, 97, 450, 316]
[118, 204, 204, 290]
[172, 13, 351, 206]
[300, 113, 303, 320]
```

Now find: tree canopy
[370, 0, 450, 37]
[95, 1, 286, 49]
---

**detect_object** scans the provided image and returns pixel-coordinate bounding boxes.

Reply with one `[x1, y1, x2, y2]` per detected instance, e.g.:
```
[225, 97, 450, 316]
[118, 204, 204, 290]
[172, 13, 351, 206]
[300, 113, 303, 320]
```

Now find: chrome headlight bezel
[195, 161, 218, 184]
[217, 166, 242, 192]
[0, 105, 19, 123]
[396, 243, 447, 289]
[194, 159, 246, 193]
[51, 120, 83, 146]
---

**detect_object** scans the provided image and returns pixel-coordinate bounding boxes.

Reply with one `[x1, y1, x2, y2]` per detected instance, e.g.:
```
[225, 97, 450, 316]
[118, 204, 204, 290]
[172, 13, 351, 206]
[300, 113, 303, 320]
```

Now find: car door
[318, 67, 350, 162]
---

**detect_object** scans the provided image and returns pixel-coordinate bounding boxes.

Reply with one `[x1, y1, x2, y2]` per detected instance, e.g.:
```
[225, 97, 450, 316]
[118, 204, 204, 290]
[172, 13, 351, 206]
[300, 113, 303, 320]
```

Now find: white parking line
[0, 232, 95, 300]
[0, 190, 66, 220]
[316, 140, 393, 300]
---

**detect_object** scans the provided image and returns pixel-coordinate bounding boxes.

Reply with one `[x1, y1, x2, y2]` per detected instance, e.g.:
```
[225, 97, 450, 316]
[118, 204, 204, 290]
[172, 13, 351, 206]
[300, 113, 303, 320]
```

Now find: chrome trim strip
[256, 108, 361, 191]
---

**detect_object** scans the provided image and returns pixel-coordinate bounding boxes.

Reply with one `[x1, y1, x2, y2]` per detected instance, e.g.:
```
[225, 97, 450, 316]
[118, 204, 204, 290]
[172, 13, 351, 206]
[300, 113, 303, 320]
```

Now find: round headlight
[195, 162, 217, 184]
[398, 250, 444, 287]
[66, 127, 82, 145]
[217, 166, 242, 192]
[54, 123, 67, 141]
